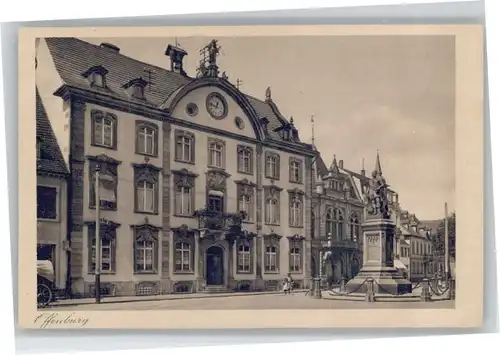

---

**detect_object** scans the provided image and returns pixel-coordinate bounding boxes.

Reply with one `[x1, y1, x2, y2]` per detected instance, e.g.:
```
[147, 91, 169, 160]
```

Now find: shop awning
[394, 258, 408, 271]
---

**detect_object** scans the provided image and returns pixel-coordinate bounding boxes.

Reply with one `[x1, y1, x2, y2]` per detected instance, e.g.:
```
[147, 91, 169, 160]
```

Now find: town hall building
[36, 37, 316, 297]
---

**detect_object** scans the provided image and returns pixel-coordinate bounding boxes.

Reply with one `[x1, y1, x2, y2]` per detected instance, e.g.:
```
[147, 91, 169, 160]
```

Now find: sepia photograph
[18, 25, 484, 328]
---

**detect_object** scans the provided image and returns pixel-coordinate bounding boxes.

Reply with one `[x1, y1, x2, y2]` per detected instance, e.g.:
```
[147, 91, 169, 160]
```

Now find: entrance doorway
[205, 246, 224, 286]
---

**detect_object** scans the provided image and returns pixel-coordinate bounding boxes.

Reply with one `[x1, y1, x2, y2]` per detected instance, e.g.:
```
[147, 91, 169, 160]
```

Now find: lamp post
[94, 166, 102, 304]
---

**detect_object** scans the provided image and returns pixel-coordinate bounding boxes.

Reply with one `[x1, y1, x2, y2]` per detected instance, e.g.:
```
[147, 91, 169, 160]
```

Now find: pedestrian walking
[282, 273, 294, 295]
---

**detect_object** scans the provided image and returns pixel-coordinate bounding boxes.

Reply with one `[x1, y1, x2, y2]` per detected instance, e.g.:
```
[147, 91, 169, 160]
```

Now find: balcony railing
[193, 209, 247, 232]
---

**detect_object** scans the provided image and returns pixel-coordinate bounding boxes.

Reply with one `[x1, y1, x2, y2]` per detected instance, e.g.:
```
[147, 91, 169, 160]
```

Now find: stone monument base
[345, 266, 412, 295]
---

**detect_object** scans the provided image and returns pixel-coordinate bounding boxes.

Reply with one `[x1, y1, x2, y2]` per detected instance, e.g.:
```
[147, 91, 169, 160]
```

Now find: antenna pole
[311, 115, 315, 147]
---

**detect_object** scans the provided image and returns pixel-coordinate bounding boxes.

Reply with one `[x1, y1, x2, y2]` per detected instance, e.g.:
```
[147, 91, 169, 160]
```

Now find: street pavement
[50, 292, 455, 311]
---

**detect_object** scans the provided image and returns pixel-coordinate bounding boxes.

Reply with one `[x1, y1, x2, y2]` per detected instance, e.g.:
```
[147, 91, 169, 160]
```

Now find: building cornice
[55, 84, 316, 157]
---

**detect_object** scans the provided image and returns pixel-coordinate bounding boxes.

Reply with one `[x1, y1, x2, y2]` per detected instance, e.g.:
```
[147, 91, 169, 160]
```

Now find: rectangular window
[265, 153, 280, 179]
[208, 141, 225, 168]
[137, 125, 157, 156]
[135, 240, 155, 272]
[289, 247, 301, 272]
[174, 242, 192, 272]
[237, 244, 251, 272]
[136, 181, 156, 213]
[237, 146, 253, 174]
[208, 195, 224, 213]
[90, 238, 114, 273]
[265, 246, 278, 272]
[37, 186, 58, 220]
[92, 111, 116, 148]
[175, 186, 192, 216]
[265, 199, 279, 224]
[175, 133, 194, 163]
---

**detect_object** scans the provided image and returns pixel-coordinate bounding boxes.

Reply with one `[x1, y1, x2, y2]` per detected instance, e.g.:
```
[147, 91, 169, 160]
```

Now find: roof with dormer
[36, 88, 68, 176]
[44, 37, 310, 148]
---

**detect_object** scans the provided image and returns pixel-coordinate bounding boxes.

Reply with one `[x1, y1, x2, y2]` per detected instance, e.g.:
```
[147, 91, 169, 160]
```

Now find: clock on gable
[206, 92, 228, 119]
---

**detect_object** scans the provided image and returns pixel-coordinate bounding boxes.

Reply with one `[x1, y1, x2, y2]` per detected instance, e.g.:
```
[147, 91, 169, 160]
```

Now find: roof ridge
[69, 37, 192, 80]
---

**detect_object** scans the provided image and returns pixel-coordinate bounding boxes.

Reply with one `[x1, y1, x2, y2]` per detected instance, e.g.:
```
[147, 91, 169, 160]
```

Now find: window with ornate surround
[173, 169, 198, 217]
[265, 151, 280, 180]
[235, 179, 256, 222]
[287, 235, 304, 273]
[264, 185, 282, 226]
[172, 225, 196, 273]
[87, 154, 121, 211]
[133, 162, 161, 215]
[86, 220, 120, 274]
[349, 212, 361, 242]
[135, 121, 159, 157]
[236, 237, 254, 274]
[237, 145, 253, 175]
[288, 188, 304, 228]
[90, 109, 117, 150]
[263, 233, 281, 273]
[207, 138, 226, 169]
[132, 220, 161, 274]
[82, 65, 108, 88]
[289, 157, 303, 184]
[174, 130, 195, 164]
[205, 169, 230, 214]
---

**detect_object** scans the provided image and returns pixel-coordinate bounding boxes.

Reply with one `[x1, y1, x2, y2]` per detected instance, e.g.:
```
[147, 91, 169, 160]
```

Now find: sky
[82, 35, 455, 220]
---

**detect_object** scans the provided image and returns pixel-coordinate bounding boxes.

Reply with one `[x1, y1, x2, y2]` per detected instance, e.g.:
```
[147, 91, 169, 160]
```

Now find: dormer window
[122, 78, 148, 100]
[81, 65, 108, 88]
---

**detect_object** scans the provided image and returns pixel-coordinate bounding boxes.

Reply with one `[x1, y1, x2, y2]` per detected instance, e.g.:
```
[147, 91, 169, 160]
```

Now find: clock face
[206, 93, 227, 119]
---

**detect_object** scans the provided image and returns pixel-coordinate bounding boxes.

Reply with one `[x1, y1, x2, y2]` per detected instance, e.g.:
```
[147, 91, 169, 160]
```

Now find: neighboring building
[311, 154, 365, 283]
[36, 37, 315, 297]
[36, 89, 69, 294]
[398, 210, 434, 281]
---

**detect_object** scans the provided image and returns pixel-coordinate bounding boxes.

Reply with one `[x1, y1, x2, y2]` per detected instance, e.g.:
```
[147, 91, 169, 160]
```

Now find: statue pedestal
[345, 218, 412, 295]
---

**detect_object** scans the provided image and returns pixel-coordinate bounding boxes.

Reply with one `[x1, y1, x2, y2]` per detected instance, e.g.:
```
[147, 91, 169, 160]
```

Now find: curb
[49, 290, 307, 308]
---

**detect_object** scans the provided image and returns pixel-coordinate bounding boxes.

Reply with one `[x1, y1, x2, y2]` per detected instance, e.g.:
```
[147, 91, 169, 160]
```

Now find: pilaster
[68, 98, 86, 294]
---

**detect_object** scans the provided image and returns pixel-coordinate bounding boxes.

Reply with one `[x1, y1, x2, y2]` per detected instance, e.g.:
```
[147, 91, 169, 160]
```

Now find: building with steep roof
[310, 153, 365, 283]
[36, 37, 316, 297]
[36, 88, 70, 293]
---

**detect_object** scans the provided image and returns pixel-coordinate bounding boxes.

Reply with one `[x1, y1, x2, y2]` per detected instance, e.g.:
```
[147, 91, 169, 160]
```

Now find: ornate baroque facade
[36, 38, 315, 297]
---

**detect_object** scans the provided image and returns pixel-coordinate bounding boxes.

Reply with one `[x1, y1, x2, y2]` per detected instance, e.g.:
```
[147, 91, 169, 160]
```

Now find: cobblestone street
[50, 293, 455, 311]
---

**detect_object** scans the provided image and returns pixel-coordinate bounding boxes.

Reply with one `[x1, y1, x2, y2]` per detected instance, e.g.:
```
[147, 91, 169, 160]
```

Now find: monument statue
[364, 169, 390, 219]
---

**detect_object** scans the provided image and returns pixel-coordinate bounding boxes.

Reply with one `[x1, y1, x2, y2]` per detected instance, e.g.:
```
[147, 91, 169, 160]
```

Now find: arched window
[325, 208, 334, 237]
[349, 213, 360, 242]
[174, 242, 192, 272]
[334, 208, 344, 240]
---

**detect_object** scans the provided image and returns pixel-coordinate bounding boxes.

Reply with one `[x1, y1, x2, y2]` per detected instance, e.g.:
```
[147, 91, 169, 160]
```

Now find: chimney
[339, 159, 344, 169]
[100, 43, 120, 53]
[165, 44, 188, 75]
